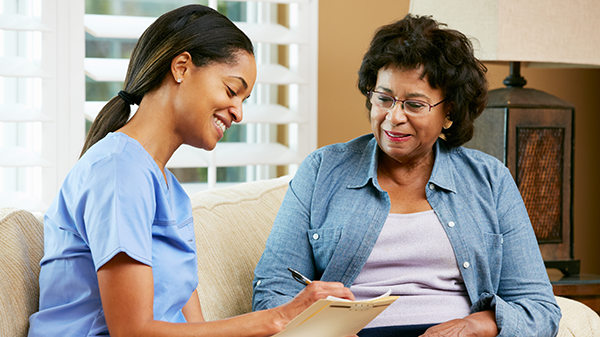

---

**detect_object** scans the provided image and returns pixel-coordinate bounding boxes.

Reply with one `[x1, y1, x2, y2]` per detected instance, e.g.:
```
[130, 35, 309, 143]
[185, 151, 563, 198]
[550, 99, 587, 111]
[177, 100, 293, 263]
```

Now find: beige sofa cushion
[190, 175, 291, 322]
[556, 296, 600, 336]
[0, 208, 44, 337]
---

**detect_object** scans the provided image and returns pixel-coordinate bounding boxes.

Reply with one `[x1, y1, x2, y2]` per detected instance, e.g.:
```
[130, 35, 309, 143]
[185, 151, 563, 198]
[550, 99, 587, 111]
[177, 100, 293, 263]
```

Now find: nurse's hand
[420, 310, 498, 337]
[273, 281, 355, 330]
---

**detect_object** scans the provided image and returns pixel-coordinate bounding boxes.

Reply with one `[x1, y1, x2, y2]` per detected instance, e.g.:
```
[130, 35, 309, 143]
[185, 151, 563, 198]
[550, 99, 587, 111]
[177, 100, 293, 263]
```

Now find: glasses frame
[368, 91, 445, 115]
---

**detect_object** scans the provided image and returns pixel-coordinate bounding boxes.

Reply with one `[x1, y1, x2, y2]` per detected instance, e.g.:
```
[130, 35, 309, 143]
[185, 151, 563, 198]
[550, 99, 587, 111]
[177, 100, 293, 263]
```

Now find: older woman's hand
[420, 310, 498, 337]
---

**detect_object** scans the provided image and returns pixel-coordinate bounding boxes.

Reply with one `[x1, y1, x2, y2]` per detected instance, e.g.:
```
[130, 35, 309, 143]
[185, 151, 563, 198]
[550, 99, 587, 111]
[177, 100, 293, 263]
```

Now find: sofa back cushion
[0, 208, 44, 337]
[190, 176, 290, 321]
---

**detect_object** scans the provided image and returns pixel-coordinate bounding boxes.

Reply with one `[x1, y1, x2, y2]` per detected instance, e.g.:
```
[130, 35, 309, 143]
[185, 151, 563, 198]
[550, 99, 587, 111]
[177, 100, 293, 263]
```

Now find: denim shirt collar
[347, 135, 457, 194]
[347, 136, 381, 191]
[429, 140, 458, 194]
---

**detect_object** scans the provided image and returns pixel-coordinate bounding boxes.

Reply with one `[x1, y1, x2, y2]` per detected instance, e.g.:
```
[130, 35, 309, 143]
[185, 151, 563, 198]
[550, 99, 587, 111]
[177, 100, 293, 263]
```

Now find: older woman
[252, 14, 561, 337]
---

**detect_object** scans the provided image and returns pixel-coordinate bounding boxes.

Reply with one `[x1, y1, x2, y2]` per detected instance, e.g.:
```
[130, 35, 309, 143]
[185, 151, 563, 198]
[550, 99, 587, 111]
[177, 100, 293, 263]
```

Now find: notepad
[274, 291, 399, 337]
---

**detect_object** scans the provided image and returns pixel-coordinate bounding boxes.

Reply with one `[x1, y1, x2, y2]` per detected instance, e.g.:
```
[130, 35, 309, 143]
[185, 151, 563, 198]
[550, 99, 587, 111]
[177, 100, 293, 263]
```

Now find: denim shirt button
[312, 233, 320, 240]
[463, 261, 470, 269]
[257, 280, 261, 286]
[448, 221, 455, 227]
[428, 183, 435, 190]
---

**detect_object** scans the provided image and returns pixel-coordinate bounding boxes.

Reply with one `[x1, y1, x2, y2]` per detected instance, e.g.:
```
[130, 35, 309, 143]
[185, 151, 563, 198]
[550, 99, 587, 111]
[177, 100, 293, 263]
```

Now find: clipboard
[273, 292, 399, 337]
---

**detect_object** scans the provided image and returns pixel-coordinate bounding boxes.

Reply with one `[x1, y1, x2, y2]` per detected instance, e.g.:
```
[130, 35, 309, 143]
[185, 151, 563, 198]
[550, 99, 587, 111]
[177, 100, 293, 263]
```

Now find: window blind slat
[0, 104, 53, 122]
[84, 101, 302, 124]
[242, 104, 304, 124]
[84, 59, 305, 84]
[84, 101, 138, 122]
[84, 101, 105, 121]
[166, 142, 303, 169]
[214, 142, 303, 166]
[256, 64, 307, 84]
[84, 14, 155, 39]
[0, 57, 51, 78]
[84, 15, 305, 45]
[0, 192, 48, 213]
[167, 145, 210, 168]
[234, 22, 305, 44]
[0, 146, 52, 167]
[0, 13, 51, 31]
[84, 58, 128, 82]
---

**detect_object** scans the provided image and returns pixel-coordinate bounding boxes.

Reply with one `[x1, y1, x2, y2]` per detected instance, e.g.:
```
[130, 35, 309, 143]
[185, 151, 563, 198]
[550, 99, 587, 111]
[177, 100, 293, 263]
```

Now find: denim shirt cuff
[472, 292, 519, 337]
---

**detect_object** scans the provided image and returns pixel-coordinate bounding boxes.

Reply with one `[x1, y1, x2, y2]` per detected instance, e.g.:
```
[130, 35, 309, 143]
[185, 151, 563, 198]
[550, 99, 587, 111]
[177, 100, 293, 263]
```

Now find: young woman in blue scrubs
[28, 5, 353, 337]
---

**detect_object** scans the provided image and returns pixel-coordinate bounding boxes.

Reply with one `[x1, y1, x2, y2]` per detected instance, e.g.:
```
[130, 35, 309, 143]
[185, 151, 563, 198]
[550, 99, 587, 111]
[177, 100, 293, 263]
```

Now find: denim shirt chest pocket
[307, 227, 342, 275]
[460, 226, 504, 292]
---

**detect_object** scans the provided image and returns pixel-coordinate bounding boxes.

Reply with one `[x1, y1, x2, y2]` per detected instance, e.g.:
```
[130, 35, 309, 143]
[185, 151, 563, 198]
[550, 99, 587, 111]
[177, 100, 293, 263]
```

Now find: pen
[288, 267, 312, 285]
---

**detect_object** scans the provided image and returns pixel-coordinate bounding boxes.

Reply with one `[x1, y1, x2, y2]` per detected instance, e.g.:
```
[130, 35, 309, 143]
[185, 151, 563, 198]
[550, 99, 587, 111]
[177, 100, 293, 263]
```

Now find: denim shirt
[252, 134, 560, 336]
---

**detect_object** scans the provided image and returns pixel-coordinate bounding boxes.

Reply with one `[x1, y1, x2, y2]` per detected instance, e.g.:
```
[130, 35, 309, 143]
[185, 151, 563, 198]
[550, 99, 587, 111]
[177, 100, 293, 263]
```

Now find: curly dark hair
[358, 14, 488, 147]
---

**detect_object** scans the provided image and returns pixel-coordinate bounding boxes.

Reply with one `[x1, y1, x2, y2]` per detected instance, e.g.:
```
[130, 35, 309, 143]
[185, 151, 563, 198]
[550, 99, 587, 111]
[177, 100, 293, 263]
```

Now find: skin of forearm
[109, 307, 287, 337]
[421, 309, 498, 337]
[462, 310, 498, 336]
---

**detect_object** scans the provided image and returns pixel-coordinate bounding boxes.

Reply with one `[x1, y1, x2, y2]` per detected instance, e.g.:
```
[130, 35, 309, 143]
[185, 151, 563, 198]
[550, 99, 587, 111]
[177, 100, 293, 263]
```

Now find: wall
[318, 0, 600, 275]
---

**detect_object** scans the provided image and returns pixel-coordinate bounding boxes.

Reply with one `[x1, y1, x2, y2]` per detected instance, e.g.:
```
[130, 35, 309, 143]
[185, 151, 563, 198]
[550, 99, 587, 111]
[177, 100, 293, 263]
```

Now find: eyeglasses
[368, 91, 445, 115]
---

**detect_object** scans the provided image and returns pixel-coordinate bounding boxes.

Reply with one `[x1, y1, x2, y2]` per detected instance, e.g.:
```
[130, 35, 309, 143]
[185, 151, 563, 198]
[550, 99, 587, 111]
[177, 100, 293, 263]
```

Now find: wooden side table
[550, 273, 600, 314]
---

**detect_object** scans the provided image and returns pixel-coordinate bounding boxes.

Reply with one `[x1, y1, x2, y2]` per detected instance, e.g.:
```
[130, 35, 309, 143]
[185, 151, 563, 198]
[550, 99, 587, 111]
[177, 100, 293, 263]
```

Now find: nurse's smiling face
[370, 65, 448, 166]
[174, 51, 256, 151]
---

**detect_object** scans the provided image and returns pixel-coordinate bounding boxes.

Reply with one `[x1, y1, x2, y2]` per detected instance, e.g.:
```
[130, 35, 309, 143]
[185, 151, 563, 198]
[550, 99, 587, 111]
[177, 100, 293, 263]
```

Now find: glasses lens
[404, 100, 429, 114]
[371, 92, 394, 109]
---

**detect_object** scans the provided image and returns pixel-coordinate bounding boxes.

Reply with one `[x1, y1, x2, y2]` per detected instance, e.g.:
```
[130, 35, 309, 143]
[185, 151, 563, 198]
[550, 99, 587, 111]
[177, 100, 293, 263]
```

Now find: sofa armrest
[0, 208, 44, 337]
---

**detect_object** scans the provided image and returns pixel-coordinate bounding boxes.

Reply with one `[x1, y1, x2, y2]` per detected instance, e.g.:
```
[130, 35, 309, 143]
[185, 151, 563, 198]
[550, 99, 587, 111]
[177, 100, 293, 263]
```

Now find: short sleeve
[75, 151, 158, 271]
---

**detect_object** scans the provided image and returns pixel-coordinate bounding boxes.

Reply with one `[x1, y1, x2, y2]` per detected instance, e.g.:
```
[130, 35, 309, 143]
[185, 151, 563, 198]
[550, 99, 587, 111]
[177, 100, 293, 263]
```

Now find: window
[0, 0, 85, 213]
[85, 0, 318, 194]
[0, 0, 318, 212]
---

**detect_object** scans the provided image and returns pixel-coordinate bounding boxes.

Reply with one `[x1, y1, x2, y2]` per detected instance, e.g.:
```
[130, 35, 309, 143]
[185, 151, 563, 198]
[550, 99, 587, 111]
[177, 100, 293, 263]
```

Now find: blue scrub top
[28, 132, 198, 336]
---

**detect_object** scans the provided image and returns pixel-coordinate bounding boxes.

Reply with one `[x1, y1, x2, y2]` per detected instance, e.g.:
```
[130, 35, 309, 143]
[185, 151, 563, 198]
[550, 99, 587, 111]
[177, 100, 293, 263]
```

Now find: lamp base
[545, 260, 581, 277]
[503, 61, 527, 88]
[465, 87, 576, 269]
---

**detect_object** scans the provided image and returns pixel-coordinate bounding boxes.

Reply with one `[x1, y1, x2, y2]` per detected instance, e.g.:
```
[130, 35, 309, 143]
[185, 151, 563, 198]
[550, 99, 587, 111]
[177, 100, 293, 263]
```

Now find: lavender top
[350, 210, 471, 327]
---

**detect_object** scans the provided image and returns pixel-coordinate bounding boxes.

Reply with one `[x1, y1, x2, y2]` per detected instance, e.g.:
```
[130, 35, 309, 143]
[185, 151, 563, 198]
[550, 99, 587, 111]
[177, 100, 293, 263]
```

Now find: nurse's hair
[80, 4, 254, 157]
[358, 14, 488, 148]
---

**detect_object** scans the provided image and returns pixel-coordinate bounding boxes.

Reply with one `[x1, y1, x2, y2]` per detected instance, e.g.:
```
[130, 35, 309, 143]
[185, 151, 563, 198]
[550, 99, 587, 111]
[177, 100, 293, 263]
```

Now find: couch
[1, 175, 599, 336]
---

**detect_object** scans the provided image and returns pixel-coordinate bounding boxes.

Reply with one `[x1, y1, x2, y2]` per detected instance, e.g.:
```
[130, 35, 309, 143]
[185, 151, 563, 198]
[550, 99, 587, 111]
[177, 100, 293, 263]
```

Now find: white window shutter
[83, 0, 319, 193]
[0, 0, 84, 213]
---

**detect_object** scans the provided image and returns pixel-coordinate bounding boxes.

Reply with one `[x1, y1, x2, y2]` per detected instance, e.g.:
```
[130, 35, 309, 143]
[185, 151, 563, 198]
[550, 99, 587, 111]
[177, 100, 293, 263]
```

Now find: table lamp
[409, 0, 600, 276]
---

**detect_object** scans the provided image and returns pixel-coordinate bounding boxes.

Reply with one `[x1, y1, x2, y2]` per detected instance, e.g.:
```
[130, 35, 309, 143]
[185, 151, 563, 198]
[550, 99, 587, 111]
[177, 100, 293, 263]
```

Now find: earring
[177, 78, 182, 83]
[443, 117, 453, 130]
[440, 117, 452, 141]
